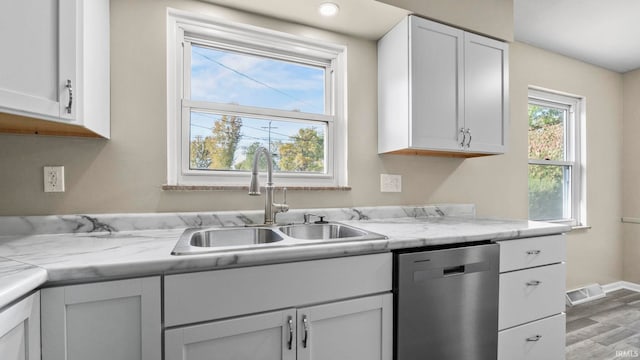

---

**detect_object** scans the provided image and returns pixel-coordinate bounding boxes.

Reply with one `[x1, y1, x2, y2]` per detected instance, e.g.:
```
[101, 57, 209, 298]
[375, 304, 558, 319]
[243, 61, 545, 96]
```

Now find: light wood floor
[566, 289, 640, 359]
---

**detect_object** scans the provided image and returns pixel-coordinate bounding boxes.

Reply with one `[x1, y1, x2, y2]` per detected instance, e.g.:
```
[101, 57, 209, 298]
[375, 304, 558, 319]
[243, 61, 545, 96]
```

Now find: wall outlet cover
[44, 166, 65, 192]
[380, 174, 402, 192]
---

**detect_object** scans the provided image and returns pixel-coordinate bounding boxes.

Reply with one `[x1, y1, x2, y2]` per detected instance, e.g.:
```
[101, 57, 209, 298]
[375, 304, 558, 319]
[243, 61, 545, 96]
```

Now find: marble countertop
[0, 205, 570, 309]
[0, 258, 47, 309]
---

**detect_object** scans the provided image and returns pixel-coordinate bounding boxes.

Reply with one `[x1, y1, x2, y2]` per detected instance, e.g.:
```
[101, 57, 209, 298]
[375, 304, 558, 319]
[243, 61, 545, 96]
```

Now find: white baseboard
[601, 281, 640, 293]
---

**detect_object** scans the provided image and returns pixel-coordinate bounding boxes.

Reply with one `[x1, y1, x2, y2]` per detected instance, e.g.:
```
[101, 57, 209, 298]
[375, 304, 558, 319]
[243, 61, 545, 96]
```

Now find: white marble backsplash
[0, 204, 474, 236]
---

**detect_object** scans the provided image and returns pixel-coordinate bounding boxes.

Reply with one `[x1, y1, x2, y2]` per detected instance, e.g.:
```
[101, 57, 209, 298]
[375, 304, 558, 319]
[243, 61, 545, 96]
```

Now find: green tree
[190, 135, 212, 169]
[206, 115, 242, 169]
[233, 142, 274, 170]
[278, 128, 324, 172]
[528, 105, 565, 220]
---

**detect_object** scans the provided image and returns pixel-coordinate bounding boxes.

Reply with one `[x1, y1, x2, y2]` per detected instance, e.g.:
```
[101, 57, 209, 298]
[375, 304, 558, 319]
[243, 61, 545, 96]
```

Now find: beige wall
[377, 0, 513, 41]
[516, 42, 624, 289]
[0, 0, 465, 216]
[622, 69, 640, 283]
[515, 42, 625, 289]
[0, 0, 627, 288]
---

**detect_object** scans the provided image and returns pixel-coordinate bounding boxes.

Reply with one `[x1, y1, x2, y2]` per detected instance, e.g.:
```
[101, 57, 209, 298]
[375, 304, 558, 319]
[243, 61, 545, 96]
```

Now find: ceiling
[202, 0, 640, 73]
[201, 0, 409, 40]
[514, 0, 640, 73]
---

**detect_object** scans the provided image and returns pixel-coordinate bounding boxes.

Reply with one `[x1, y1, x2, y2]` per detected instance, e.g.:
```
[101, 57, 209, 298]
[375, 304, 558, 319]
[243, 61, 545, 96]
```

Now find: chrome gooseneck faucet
[249, 146, 288, 225]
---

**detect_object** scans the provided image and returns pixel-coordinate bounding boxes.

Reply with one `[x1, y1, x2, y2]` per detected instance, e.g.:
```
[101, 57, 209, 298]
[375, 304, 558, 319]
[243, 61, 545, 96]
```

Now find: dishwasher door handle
[443, 265, 465, 276]
[413, 260, 491, 282]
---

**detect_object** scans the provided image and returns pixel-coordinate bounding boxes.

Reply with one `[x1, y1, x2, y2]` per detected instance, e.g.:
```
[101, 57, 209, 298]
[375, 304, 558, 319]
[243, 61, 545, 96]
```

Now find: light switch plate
[380, 174, 401, 192]
[44, 166, 65, 192]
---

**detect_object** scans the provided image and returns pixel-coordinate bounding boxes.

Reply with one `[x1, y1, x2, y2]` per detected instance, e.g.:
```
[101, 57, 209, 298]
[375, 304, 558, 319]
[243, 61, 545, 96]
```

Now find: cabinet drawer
[498, 313, 565, 360]
[499, 235, 566, 272]
[164, 253, 392, 327]
[499, 263, 565, 330]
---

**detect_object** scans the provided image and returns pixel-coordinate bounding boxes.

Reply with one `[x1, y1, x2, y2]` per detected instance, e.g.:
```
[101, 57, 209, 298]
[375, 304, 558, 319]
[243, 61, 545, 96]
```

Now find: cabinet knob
[526, 250, 541, 255]
[526, 334, 542, 342]
[302, 315, 310, 348]
[464, 128, 472, 148]
[65, 80, 73, 114]
[526, 280, 542, 286]
[459, 128, 467, 148]
[287, 317, 293, 350]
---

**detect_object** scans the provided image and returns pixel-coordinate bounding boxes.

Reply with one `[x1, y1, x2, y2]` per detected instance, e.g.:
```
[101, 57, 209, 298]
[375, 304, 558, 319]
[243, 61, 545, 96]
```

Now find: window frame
[527, 88, 585, 226]
[166, 9, 347, 187]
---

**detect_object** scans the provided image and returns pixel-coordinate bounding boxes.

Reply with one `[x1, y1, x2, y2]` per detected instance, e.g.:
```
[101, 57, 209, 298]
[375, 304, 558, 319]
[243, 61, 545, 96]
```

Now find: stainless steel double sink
[171, 222, 386, 255]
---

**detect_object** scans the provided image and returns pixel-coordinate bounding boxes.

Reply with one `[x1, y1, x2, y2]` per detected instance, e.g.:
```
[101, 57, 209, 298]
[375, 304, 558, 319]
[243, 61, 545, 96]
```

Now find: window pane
[190, 45, 326, 114]
[189, 111, 326, 174]
[528, 164, 571, 220]
[528, 104, 566, 161]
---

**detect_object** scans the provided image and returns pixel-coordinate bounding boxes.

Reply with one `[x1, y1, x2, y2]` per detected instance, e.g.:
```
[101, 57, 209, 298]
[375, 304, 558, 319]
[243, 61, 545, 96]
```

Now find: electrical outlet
[380, 174, 402, 192]
[44, 166, 65, 192]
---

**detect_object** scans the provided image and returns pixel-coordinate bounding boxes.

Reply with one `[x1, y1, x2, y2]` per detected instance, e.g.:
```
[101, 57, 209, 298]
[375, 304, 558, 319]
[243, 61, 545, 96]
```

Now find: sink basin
[172, 227, 283, 255]
[190, 228, 283, 247]
[278, 223, 368, 240]
[171, 222, 387, 255]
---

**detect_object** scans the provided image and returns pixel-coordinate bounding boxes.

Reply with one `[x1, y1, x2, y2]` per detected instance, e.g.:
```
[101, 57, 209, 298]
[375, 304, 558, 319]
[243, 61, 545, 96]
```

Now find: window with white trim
[167, 10, 347, 187]
[528, 88, 585, 225]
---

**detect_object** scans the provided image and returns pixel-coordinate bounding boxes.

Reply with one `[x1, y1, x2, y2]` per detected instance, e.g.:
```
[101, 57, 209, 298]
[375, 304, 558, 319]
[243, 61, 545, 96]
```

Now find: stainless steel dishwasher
[394, 242, 499, 360]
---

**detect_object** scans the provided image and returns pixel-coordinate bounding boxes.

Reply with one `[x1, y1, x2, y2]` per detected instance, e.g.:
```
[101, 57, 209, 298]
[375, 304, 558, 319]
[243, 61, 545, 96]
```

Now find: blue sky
[191, 45, 324, 112]
[189, 45, 326, 167]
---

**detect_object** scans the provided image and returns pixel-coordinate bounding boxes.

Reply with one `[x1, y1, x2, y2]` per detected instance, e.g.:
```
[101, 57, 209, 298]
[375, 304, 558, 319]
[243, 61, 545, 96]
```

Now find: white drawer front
[499, 263, 565, 330]
[499, 235, 566, 272]
[499, 313, 565, 360]
[164, 253, 392, 327]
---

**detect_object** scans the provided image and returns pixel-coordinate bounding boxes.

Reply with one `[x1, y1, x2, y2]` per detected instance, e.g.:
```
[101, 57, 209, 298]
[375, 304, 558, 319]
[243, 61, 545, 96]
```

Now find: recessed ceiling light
[318, 2, 339, 17]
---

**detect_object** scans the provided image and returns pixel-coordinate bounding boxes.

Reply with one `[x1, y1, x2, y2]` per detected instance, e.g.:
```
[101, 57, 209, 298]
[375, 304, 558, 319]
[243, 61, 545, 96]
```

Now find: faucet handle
[273, 187, 289, 215]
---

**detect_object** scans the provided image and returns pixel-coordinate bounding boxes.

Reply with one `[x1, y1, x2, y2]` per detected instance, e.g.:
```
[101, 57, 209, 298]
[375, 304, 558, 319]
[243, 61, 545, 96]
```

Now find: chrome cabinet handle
[459, 128, 466, 148]
[526, 250, 541, 255]
[465, 128, 472, 148]
[526, 335, 542, 342]
[65, 80, 73, 114]
[526, 280, 542, 286]
[287, 317, 293, 350]
[302, 315, 309, 348]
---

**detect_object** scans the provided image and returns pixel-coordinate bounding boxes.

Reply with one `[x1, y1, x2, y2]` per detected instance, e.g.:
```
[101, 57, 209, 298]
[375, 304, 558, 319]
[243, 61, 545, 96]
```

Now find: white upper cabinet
[378, 15, 508, 157]
[0, 0, 110, 138]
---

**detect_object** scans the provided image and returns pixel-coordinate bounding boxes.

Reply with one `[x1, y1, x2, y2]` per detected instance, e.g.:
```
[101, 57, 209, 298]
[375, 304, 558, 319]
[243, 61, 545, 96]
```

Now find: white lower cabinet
[498, 314, 566, 360]
[41, 277, 162, 360]
[164, 253, 392, 360]
[497, 234, 566, 360]
[165, 309, 297, 360]
[298, 294, 392, 360]
[165, 294, 392, 360]
[0, 292, 40, 360]
[498, 263, 566, 330]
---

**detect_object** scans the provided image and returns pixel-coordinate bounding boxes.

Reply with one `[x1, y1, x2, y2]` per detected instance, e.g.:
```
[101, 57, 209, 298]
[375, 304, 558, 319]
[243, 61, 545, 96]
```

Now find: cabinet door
[0, 0, 75, 121]
[165, 309, 297, 360]
[41, 277, 161, 360]
[410, 17, 464, 151]
[297, 294, 392, 360]
[498, 314, 565, 360]
[464, 32, 508, 154]
[499, 263, 565, 330]
[0, 292, 40, 360]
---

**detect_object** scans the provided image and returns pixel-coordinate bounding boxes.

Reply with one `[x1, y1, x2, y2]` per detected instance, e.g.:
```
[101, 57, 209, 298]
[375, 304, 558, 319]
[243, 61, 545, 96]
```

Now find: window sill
[162, 185, 352, 191]
[570, 225, 591, 231]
